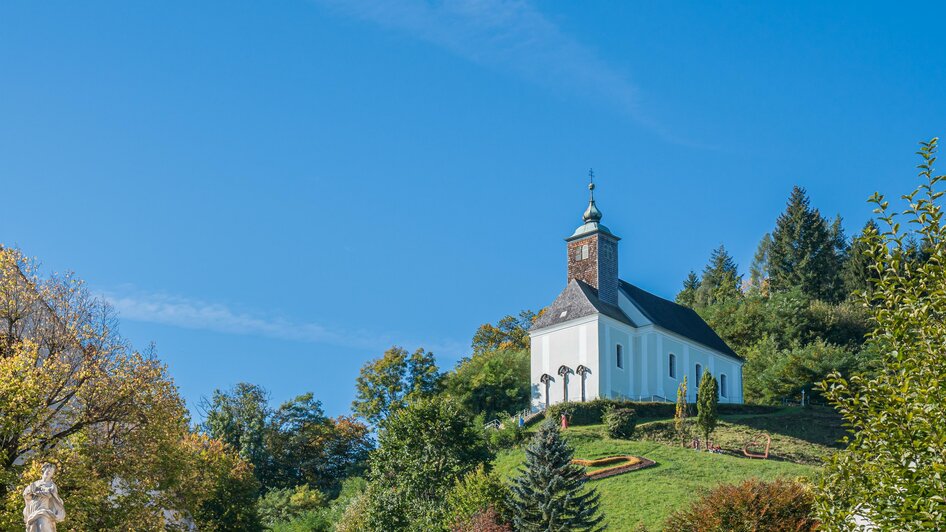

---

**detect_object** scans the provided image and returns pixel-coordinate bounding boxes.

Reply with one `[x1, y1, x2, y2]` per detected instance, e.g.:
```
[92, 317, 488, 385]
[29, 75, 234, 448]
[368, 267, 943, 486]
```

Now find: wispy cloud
[314, 0, 681, 138]
[104, 288, 465, 356]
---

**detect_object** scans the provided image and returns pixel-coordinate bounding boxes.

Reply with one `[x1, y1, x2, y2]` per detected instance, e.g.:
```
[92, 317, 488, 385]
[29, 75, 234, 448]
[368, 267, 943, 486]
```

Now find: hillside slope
[494, 408, 838, 529]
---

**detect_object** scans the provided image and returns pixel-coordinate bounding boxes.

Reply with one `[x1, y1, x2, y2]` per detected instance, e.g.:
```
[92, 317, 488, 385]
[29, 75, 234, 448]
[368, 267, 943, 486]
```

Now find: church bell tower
[566, 171, 620, 305]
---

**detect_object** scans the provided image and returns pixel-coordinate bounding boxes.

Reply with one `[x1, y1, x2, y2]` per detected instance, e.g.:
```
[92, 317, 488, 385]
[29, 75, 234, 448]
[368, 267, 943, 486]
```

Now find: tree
[675, 271, 701, 307]
[471, 311, 535, 354]
[364, 396, 493, 528]
[445, 349, 530, 421]
[510, 421, 604, 531]
[352, 346, 443, 425]
[203, 382, 270, 474]
[816, 138, 946, 528]
[842, 220, 879, 297]
[674, 376, 690, 446]
[0, 248, 247, 529]
[767, 186, 844, 302]
[203, 384, 371, 494]
[696, 370, 718, 449]
[695, 245, 742, 306]
[748, 233, 772, 293]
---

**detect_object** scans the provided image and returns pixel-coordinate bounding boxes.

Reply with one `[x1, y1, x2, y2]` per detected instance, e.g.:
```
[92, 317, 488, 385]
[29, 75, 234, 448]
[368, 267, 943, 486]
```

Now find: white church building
[530, 180, 744, 408]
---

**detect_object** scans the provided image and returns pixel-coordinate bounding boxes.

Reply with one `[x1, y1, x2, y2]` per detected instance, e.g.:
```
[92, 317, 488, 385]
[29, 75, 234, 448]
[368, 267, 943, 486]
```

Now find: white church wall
[598, 319, 632, 399]
[530, 316, 600, 409]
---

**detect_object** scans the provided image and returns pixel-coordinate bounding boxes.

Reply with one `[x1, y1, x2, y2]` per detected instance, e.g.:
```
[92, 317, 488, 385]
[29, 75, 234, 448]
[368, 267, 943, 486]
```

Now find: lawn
[493, 407, 839, 530]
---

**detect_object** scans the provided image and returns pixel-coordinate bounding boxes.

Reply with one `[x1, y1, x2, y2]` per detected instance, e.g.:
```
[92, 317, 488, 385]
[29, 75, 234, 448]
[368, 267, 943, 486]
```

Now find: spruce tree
[695, 245, 742, 306]
[696, 370, 719, 450]
[675, 271, 701, 307]
[768, 186, 843, 302]
[510, 421, 604, 531]
[842, 220, 878, 297]
[748, 233, 772, 293]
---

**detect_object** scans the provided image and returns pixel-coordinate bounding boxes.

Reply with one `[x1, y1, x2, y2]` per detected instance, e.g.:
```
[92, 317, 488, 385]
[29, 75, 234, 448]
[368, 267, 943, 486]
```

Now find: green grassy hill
[493, 407, 842, 530]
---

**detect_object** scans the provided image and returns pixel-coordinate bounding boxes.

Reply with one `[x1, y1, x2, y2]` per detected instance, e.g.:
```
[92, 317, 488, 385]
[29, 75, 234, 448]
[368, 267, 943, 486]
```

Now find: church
[529, 179, 744, 408]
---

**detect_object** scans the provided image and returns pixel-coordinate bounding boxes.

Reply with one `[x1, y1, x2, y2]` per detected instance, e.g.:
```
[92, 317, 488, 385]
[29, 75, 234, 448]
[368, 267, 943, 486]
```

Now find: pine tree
[842, 220, 878, 297]
[696, 370, 718, 450]
[695, 245, 742, 306]
[674, 376, 690, 446]
[510, 421, 604, 531]
[748, 233, 772, 293]
[675, 271, 701, 307]
[768, 186, 844, 302]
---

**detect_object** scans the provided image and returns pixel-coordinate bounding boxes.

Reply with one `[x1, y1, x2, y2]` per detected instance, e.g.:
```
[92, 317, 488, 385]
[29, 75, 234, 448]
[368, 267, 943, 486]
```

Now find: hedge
[544, 400, 782, 426]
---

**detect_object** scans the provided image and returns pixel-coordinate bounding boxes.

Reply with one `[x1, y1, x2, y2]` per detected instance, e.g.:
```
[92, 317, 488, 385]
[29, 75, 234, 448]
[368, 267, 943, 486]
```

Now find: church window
[695, 363, 702, 386]
[575, 244, 590, 261]
[669, 353, 676, 379]
[616, 344, 624, 369]
[720, 374, 728, 398]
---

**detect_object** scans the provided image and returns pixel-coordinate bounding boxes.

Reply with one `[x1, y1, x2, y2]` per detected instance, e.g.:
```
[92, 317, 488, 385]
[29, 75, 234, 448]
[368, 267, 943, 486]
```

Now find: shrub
[450, 507, 512, 532]
[485, 421, 526, 451]
[543, 400, 782, 428]
[257, 485, 325, 527]
[445, 465, 512, 528]
[603, 408, 637, 439]
[664, 479, 817, 531]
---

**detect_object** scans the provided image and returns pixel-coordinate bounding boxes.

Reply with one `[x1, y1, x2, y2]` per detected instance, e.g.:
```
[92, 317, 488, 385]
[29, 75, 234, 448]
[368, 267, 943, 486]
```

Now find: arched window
[616, 344, 624, 369]
[695, 363, 703, 387]
[720, 374, 728, 398]
[668, 353, 676, 379]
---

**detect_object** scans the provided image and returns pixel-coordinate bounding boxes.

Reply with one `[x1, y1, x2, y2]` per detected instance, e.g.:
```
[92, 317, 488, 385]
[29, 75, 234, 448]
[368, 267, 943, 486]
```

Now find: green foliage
[484, 420, 527, 452]
[362, 396, 493, 529]
[675, 271, 701, 307]
[768, 186, 846, 302]
[603, 407, 637, 439]
[352, 346, 443, 425]
[816, 138, 946, 528]
[696, 371, 718, 447]
[203, 384, 372, 495]
[494, 419, 822, 529]
[445, 349, 530, 421]
[664, 479, 818, 531]
[445, 464, 512, 529]
[509, 421, 604, 531]
[257, 485, 325, 528]
[695, 245, 742, 306]
[471, 311, 535, 354]
[748, 232, 772, 292]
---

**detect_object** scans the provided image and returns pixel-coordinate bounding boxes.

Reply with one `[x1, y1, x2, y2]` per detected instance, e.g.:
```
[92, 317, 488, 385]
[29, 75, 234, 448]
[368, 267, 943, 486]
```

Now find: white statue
[22, 463, 65, 532]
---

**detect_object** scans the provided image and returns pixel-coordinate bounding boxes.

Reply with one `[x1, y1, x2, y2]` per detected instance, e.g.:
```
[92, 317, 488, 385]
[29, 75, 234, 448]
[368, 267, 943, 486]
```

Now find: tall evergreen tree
[842, 220, 879, 297]
[675, 271, 702, 307]
[696, 370, 719, 450]
[510, 421, 604, 531]
[748, 233, 772, 293]
[695, 245, 742, 306]
[768, 186, 844, 302]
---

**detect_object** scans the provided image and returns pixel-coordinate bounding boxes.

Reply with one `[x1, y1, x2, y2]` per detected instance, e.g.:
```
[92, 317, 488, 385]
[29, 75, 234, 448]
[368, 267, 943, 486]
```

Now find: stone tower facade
[565, 176, 620, 305]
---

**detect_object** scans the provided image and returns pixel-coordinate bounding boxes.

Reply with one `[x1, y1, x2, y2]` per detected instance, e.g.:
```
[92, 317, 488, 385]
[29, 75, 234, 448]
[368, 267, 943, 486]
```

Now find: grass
[494, 407, 839, 530]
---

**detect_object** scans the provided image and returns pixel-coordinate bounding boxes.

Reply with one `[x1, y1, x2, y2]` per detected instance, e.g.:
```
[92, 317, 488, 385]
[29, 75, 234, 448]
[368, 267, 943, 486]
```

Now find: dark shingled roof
[531, 279, 636, 331]
[619, 280, 742, 360]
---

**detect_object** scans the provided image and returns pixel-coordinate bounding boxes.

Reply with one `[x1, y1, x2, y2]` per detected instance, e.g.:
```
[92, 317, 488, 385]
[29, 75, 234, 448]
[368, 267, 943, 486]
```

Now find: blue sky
[2, 1, 943, 418]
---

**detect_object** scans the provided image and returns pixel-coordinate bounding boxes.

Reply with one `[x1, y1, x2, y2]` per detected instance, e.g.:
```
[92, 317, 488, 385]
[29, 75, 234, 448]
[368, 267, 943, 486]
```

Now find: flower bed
[571, 455, 656, 480]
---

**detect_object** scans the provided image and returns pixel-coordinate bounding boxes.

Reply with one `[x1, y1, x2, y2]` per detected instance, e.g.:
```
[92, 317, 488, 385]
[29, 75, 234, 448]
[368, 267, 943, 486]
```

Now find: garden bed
[572, 455, 656, 480]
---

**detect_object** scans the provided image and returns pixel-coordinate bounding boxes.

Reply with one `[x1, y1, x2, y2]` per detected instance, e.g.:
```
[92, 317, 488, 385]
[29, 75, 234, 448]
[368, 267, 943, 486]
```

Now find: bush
[603, 408, 637, 439]
[257, 485, 325, 528]
[450, 507, 512, 532]
[544, 400, 782, 427]
[664, 479, 817, 531]
[445, 464, 512, 527]
[485, 421, 526, 451]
